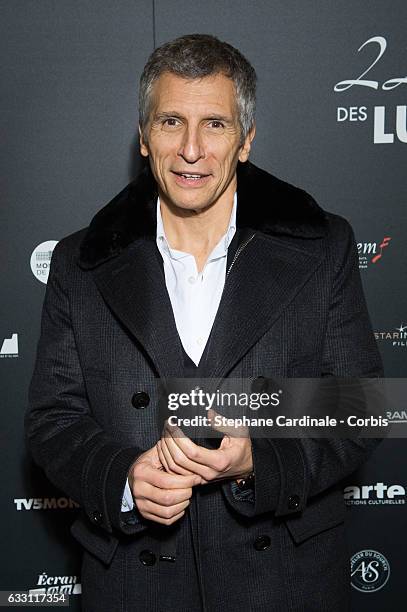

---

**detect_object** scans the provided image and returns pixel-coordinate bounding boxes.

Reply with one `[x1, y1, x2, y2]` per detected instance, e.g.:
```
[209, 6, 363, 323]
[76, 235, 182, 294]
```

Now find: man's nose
[177, 126, 204, 163]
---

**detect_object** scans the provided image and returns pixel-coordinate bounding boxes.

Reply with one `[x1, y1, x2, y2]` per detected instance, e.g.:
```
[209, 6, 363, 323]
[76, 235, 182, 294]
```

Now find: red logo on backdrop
[358, 236, 392, 269]
[371, 236, 391, 264]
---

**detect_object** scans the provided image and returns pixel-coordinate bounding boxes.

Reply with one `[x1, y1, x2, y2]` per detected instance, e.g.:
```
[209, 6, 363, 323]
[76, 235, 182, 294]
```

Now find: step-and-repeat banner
[1, 2, 406, 609]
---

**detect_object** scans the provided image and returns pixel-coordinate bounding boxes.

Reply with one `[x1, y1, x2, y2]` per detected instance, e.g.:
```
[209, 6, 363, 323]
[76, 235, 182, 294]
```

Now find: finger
[156, 440, 172, 473]
[141, 509, 185, 526]
[207, 409, 249, 438]
[134, 481, 193, 506]
[159, 437, 195, 476]
[165, 425, 230, 474]
[144, 465, 200, 490]
[141, 498, 190, 520]
[162, 433, 221, 481]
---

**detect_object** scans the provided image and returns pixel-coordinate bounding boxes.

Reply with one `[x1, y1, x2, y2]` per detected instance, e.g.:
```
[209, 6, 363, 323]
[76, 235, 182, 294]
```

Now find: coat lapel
[78, 161, 329, 380]
[91, 238, 186, 379]
[202, 233, 325, 378]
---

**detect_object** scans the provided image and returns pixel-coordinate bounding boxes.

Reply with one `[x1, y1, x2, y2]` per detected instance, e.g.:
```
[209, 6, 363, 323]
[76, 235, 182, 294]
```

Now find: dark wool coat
[26, 161, 383, 612]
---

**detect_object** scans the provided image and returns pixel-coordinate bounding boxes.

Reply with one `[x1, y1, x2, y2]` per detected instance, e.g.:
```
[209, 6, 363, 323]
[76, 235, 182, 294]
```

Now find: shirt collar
[156, 193, 237, 261]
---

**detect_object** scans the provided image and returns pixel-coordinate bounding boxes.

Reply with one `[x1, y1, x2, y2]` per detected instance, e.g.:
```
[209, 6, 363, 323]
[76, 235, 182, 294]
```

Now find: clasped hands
[128, 409, 253, 525]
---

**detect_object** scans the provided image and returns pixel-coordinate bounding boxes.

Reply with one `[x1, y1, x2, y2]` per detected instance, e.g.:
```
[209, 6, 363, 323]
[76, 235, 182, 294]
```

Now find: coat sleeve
[25, 239, 146, 536]
[222, 216, 384, 518]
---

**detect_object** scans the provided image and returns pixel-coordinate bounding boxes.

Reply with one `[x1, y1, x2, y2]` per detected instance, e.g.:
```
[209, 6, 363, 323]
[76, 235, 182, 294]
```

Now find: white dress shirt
[121, 194, 237, 512]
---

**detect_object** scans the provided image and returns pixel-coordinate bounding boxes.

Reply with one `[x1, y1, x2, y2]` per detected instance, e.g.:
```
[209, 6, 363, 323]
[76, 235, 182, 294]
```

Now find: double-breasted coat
[26, 161, 383, 611]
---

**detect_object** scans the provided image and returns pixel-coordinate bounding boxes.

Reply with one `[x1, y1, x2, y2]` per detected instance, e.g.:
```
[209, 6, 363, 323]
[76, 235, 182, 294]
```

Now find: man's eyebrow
[153, 111, 184, 120]
[153, 111, 234, 124]
[202, 114, 233, 124]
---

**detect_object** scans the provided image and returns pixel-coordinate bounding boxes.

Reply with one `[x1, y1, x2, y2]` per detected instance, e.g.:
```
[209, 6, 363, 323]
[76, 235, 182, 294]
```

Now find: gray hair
[139, 34, 257, 143]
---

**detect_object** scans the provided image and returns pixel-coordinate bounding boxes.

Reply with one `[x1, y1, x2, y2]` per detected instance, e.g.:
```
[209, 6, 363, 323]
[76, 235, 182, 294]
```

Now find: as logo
[351, 550, 390, 592]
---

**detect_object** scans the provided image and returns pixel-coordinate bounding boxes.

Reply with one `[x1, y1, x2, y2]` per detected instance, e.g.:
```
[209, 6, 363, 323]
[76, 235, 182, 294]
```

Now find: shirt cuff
[121, 477, 134, 512]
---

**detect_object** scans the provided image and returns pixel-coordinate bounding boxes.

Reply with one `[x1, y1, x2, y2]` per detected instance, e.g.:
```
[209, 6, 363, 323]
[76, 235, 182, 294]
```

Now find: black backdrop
[1, 1, 406, 609]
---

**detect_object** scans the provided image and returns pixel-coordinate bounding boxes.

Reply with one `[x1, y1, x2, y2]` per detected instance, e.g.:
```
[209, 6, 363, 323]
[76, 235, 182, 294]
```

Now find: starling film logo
[375, 323, 407, 348]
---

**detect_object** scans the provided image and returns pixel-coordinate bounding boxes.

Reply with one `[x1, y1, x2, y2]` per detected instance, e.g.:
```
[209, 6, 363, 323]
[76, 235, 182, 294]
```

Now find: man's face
[139, 71, 255, 213]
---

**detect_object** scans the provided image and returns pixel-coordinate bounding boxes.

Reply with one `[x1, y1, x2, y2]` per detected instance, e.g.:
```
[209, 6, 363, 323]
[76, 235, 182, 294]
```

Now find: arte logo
[344, 482, 405, 506]
[0, 333, 18, 358]
[29, 573, 81, 597]
[375, 323, 407, 348]
[30, 240, 58, 284]
[14, 497, 79, 511]
[357, 236, 391, 269]
[334, 36, 407, 144]
[351, 550, 390, 592]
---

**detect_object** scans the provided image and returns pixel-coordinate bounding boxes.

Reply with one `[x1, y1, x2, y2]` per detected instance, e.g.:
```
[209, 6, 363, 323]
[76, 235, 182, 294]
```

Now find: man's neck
[159, 186, 236, 272]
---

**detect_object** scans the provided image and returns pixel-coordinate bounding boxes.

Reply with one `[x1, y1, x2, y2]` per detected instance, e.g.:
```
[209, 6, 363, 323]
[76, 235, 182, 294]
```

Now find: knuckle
[168, 456, 179, 470]
[133, 462, 145, 477]
[217, 456, 229, 472]
[161, 506, 173, 519]
[187, 446, 198, 460]
[202, 467, 215, 481]
[162, 491, 174, 506]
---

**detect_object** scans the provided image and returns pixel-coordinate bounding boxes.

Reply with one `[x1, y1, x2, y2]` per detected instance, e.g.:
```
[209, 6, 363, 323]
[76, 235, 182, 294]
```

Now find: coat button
[251, 376, 268, 393]
[287, 494, 300, 510]
[139, 549, 157, 566]
[132, 391, 150, 409]
[254, 535, 271, 551]
[92, 510, 102, 524]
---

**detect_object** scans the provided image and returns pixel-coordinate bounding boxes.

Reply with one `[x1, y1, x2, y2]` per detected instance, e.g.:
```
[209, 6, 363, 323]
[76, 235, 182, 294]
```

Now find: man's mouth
[171, 171, 211, 187]
[173, 171, 210, 179]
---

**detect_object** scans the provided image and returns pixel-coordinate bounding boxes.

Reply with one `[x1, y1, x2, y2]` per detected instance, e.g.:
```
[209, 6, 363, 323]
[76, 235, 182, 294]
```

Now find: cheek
[149, 134, 177, 158]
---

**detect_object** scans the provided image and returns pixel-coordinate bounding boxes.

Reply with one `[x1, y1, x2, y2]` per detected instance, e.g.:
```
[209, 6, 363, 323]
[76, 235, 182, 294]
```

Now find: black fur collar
[79, 161, 328, 269]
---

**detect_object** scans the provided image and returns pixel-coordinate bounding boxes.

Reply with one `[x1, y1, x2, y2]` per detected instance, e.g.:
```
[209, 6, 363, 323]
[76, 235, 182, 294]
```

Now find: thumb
[208, 408, 249, 438]
[219, 434, 232, 450]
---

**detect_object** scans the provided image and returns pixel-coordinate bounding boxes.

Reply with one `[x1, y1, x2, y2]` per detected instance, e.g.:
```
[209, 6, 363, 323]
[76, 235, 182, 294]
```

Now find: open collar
[78, 161, 328, 270]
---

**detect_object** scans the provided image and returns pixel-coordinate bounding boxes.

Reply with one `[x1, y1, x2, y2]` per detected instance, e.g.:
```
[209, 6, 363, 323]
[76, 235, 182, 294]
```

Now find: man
[26, 34, 383, 611]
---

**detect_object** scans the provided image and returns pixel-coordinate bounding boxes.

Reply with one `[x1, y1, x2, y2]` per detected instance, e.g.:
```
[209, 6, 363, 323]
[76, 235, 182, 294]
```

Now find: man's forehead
[150, 71, 238, 114]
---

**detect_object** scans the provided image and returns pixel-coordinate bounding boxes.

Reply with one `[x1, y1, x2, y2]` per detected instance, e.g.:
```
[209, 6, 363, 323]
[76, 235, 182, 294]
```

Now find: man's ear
[139, 124, 149, 157]
[238, 124, 256, 163]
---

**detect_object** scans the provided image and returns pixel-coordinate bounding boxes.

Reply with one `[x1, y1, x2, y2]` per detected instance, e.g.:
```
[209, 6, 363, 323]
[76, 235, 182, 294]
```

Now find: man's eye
[208, 120, 224, 129]
[163, 118, 180, 127]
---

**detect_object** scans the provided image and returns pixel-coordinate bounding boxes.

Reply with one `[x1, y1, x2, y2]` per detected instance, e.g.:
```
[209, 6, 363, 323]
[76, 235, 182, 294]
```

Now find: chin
[166, 191, 214, 212]
[172, 199, 210, 213]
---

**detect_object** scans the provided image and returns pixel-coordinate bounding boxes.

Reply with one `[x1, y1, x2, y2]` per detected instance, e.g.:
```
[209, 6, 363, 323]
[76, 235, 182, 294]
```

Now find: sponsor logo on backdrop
[357, 236, 391, 269]
[385, 410, 407, 424]
[344, 482, 406, 505]
[30, 240, 58, 284]
[14, 497, 79, 511]
[351, 550, 390, 592]
[375, 323, 407, 347]
[334, 36, 407, 144]
[0, 333, 18, 358]
[29, 573, 81, 597]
